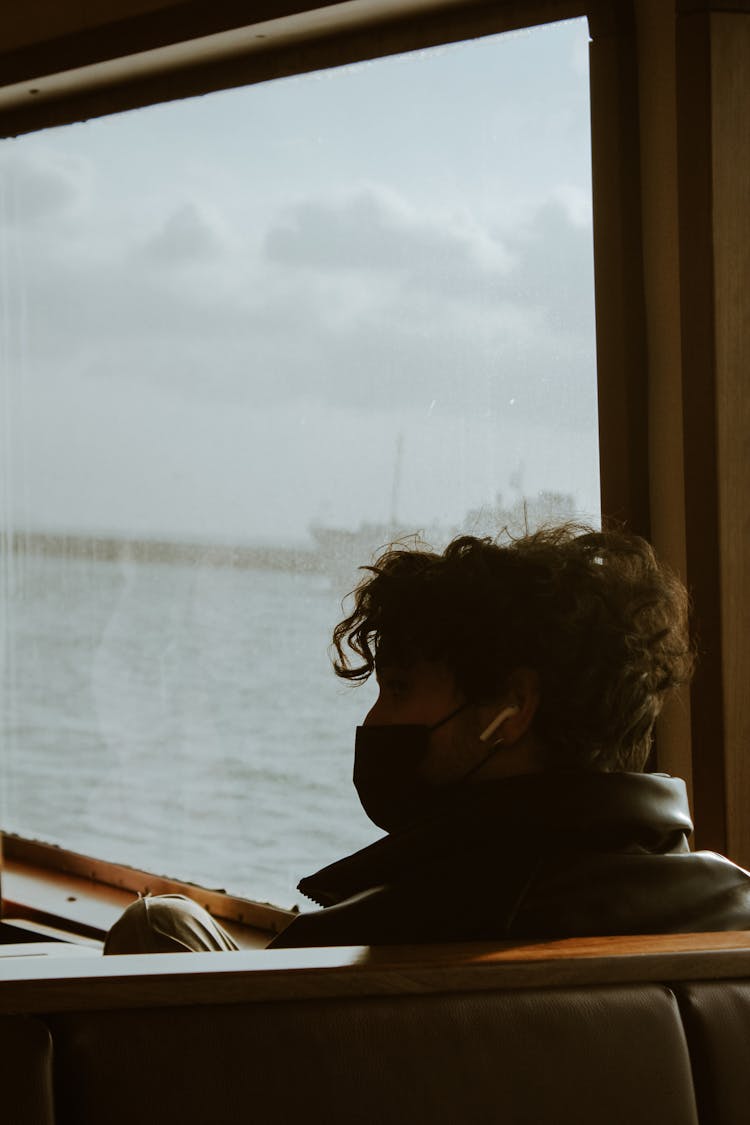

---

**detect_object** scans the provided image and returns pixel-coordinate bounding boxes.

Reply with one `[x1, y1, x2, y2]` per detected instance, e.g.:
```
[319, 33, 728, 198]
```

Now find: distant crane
[389, 432, 404, 528]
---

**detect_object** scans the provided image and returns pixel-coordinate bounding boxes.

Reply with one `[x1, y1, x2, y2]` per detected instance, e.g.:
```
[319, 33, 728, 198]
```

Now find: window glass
[0, 18, 597, 907]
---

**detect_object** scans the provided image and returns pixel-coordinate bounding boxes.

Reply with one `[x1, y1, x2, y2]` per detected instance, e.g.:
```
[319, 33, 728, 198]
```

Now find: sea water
[0, 552, 379, 909]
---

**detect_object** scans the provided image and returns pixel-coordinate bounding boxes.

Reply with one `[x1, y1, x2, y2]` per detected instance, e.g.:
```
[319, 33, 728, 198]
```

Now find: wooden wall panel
[589, 8, 651, 537]
[676, 8, 728, 854]
[634, 0, 692, 794]
[712, 12, 750, 868]
[676, 6, 750, 864]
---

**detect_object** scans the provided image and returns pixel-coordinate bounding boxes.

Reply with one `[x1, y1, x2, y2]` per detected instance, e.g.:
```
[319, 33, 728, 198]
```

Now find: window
[0, 17, 597, 908]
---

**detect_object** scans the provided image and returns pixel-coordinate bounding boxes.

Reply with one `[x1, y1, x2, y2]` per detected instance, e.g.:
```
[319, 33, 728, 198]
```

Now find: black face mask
[353, 703, 468, 834]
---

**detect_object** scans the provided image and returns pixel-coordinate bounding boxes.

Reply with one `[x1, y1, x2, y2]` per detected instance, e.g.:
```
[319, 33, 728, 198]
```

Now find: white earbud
[479, 704, 520, 744]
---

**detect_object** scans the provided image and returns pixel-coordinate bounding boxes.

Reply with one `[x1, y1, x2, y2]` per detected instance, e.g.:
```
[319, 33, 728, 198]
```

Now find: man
[106, 526, 750, 953]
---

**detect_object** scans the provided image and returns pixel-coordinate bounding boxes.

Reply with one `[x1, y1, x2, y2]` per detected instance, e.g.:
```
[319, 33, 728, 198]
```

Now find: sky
[0, 17, 599, 546]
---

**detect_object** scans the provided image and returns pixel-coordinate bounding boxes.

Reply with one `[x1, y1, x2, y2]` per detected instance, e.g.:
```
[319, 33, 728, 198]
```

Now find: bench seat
[3, 933, 750, 1125]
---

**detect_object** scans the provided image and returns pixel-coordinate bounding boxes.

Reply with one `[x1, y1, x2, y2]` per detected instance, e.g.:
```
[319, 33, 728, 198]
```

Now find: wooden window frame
[0, 0, 621, 923]
[11, 0, 749, 903]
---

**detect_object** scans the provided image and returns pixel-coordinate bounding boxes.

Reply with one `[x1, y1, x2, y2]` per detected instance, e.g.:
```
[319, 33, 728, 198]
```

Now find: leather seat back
[48, 984, 699, 1125]
[0, 1014, 55, 1125]
[673, 980, 750, 1125]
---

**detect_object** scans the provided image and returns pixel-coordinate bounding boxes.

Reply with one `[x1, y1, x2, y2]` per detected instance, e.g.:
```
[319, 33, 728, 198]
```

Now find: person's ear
[483, 667, 539, 746]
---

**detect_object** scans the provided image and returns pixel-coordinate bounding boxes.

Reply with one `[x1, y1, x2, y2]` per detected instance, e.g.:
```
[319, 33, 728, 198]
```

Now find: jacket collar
[298, 771, 693, 907]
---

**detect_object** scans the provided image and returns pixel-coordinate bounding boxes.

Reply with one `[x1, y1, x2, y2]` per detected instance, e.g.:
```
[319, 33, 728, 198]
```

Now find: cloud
[264, 187, 593, 330]
[499, 199, 595, 332]
[140, 202, 226, 265]
[265, 187, 511, 285]
[0, 144, 87, 225]
[257, 187, 595, 418]
[9, 183, 596, 431]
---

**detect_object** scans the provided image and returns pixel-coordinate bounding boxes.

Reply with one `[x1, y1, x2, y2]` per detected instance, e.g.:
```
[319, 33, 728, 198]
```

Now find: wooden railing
[2, 931, 750, 1015]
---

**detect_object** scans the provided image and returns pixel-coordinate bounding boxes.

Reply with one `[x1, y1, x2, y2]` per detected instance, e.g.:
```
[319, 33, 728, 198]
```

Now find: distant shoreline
[1, 489, 580, 578]
[1, 531, 323, 574]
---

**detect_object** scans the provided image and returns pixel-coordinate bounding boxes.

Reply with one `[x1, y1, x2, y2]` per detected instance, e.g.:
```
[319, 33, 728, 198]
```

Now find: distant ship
[308, 520, 415, 591]
[309, 487, 580, 590]
[308, 434, 581, 589]
[308, 434, 413, 590]
[460, 490, 579, 539]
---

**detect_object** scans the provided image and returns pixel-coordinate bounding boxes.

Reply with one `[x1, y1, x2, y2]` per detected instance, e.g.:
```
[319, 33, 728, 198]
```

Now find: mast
[389, 433, 404, 527]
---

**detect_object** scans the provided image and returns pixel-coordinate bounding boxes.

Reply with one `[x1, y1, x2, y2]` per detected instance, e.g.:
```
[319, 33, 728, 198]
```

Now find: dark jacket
[270, 772, 750, 948]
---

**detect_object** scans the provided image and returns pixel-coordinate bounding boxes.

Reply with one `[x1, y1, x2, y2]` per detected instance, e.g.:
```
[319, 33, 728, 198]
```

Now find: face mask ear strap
[429, 700, 470, 733]
[479, 704, 520, 744]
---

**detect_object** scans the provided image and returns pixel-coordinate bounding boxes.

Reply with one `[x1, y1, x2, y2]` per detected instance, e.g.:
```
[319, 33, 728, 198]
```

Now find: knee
[104, 894, 238, 955]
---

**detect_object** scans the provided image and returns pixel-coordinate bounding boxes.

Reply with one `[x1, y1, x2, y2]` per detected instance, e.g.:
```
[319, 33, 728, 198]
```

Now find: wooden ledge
[2, 834, 294, 948]
[2, 931, 750, 1015]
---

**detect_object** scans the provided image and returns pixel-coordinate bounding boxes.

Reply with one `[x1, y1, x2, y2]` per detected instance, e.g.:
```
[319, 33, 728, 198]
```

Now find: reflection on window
[0, 18, 597, 907]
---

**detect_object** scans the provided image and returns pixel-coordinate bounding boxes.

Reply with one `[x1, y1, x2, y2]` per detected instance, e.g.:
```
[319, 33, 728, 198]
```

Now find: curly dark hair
[332, 526, 694, 772]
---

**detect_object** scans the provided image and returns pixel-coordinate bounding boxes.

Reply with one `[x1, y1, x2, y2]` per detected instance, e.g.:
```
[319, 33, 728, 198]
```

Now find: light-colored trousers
[104, 894, 240, 954]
